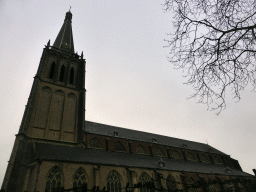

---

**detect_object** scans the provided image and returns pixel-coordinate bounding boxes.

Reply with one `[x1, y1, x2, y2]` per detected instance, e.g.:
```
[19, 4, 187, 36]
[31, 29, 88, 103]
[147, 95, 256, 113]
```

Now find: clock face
[62, 42, 70, 49]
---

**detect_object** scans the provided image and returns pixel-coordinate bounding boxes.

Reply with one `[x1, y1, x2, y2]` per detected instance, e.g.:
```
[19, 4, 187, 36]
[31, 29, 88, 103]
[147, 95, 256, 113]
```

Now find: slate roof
[85, 121, 227, 155]
[35, 142, 252, 177]
[52, 11, 74, 53]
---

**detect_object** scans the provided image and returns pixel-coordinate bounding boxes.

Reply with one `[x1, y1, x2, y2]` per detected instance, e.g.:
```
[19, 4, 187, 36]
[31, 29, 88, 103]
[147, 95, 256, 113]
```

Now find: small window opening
[49, 62, 55, 79]
[113, 131, 118, 136]
[69, 67, 74, 84]
[59, 65, 65, 82]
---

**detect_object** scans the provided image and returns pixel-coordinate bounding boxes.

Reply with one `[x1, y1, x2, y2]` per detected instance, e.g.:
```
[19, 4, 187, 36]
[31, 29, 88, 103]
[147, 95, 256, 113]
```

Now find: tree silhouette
[164, 0, 256, 114]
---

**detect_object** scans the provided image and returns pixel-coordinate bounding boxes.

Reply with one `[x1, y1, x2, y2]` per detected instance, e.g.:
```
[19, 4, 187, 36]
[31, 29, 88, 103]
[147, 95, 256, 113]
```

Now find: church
[1, 11, 256, 192]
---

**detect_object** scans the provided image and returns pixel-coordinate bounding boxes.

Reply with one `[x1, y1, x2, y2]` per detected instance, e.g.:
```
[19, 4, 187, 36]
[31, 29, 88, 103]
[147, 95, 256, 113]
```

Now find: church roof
[52, 11, 75, 53]
[84, 121, 227, 155]
[35, 142, 252, 177]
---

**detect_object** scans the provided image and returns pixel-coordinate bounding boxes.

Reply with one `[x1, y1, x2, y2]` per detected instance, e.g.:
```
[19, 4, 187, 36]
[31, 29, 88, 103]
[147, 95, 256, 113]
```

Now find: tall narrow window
[59, 65, 65, 82]
[189, 178, 198, 192]
[107, 170, 122, 192]
[45, 166, 62, 192]
[73, 167, 87, 189]
[139, 172, 151, 192]
[166, 175, 177, 192]
[69, 67, 74, 84]
[49, 62, 55, 79]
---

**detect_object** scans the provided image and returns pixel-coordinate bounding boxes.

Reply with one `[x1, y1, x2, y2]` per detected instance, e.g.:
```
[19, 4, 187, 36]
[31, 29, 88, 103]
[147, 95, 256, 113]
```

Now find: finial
[46, 39, 50, 48]
[81, 51, 83, 59]
[69, 5, 72, 12]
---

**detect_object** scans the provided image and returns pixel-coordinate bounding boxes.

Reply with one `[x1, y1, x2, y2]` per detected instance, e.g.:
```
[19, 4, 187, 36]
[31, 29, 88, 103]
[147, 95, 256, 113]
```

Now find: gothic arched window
[73, 167, 87, 189]
[49, 62, 55, 79]
[166, 175, 177, 192]
[187, 152, 196, 161]
[45, 166, 62, 192]
[172, 150, 181, 159]
[136, 145, 147, 155]
[114, 141, 126, 152]
[69, 67, 75, 84]
[213, 156, 222, 164]
[201, 154, 209, 163]
[90, 138, 102, 149]
[59, 65, 65, 82]
[107, 170, 122, 192]
[139, 172, 151, 192]
[189, 178, 198, 192]
[155, 147, 165, 157]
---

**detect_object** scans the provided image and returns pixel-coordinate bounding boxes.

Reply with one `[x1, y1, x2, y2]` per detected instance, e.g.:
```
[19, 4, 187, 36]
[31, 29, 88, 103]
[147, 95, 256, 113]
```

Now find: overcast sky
[1, 1, 256, 185]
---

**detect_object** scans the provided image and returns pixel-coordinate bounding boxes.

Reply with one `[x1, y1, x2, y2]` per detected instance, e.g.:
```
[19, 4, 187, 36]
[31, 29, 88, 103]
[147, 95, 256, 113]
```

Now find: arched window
[189, 178, 198, 192]
[166, 175, 177, 192]
[209, 184, 217, 192]
[59, 65, 65, 82]
[73, 167, 87, 189]
[187, 152, 196, 161]
[136, 145, 147, 155]
[201, 154, 209, 163]
[45, 166, 62, 192]
[213, 156, 222, 164]
[49, 62, 55, 79]
[114, 141, 126, 152]
[155, 147, 165, 157]
[69, 67, 75, 84]
[90, 138, 102, 148]
[172, 150, 181, 159]
[107, 170, 122, 192]
[139, 172, 151, 192]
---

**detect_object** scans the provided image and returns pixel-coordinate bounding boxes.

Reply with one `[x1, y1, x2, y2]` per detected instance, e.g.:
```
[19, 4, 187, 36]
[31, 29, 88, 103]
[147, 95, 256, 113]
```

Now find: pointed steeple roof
[53, 11, 75, 53]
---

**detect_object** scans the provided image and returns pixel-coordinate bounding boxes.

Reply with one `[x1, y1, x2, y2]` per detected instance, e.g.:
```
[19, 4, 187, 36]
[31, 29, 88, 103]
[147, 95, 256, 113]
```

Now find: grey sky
[1, 1, 256, 185]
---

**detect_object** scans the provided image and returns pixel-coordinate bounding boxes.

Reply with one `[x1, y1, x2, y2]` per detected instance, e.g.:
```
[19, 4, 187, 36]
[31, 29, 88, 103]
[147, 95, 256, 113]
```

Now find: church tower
[19, 10, 85, 142]
[1, 11, 85, 192]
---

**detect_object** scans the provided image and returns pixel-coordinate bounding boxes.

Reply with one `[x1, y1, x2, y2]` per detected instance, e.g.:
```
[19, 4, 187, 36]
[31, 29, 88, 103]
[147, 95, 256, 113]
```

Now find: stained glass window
[73, 167, 87, 189]
[136, 145, 147, 155]
[45, 166, 62, 192]
[166, 175, 177, 192]
[187, 152, 196, 161]
[155, 147, 165, 157]
[189, 178, 198, 192]
[139, 172, 151, 192]
[172, 150, 181, 159]
[90, 138, 102, 148]
[107, 170, 122, 192]
[114, 141, 126, 152]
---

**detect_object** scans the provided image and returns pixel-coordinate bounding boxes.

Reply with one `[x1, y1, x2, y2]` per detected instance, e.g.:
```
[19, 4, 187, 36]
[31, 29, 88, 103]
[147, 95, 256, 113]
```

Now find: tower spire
[52, 10, 75, 53]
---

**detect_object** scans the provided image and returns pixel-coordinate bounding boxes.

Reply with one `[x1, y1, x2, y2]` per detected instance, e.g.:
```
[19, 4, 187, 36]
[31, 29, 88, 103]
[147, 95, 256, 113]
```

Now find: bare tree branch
[163, 0, 256, 114]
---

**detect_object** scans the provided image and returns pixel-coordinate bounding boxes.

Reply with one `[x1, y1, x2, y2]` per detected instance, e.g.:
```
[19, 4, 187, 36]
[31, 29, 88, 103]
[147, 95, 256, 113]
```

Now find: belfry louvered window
[107, 170, 122, 192]
[69, 67, 75, 84]
[45, 166, 62, 192]
[49, 62, 55, 79]
[59, 65, 65, 82]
